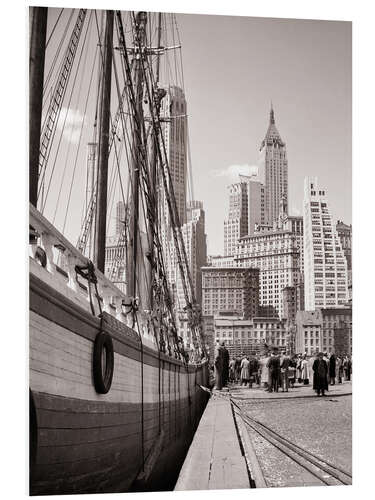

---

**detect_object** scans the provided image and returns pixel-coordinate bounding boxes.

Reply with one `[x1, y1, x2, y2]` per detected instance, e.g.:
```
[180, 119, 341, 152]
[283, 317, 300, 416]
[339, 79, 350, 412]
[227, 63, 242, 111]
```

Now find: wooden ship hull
[29, 207, 209, 495]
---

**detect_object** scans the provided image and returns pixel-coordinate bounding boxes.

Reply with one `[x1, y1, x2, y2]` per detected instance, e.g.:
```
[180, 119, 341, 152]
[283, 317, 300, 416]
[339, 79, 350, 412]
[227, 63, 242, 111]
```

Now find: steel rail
[231, 398, 351, 487]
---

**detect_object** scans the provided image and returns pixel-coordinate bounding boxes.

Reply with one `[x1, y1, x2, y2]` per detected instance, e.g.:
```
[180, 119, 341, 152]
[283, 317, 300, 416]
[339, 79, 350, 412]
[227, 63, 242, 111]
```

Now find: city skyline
[38, 10, 351, 261]
[176, 14, 351, 255]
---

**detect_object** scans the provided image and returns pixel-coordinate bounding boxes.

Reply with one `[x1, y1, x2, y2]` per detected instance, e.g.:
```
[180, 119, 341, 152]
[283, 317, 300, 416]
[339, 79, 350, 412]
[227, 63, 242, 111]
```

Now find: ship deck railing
[29, 203, 156, 348]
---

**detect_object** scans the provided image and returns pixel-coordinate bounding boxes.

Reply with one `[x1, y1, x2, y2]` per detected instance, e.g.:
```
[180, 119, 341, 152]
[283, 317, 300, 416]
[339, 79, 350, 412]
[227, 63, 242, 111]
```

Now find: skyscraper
[336, 220, 352, 272]
[223, 175, 265, 256]
[159, 86, 188, 291]
[160, 85, 188, 227]
[115, 200, 126, 236]
[224, 179, 249, 257]
[235, 217, 303, 319]
[303, 177, 348, 310]
[175, 201, 207, 353]
[176, 201, 207, 309]
[259, 105, 288, 226]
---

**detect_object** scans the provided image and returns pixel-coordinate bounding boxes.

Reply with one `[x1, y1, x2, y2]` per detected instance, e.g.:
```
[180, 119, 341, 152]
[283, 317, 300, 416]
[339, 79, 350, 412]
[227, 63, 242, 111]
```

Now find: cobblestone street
[231, 381, 352, 488]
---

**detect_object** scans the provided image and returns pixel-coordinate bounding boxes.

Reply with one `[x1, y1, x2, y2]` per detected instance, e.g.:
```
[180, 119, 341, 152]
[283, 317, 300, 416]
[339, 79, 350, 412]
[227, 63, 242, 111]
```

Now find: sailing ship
[29, 7, 209, 495]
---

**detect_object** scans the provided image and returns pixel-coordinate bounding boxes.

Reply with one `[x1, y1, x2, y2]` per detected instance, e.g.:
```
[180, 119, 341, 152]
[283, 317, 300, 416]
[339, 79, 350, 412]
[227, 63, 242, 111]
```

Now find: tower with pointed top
[259, 105, 288, 226]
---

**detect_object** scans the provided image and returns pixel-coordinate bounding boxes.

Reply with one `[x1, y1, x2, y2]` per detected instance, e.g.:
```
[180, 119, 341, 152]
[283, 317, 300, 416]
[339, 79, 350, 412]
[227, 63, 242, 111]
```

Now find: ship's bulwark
[29, 274, 209, 495]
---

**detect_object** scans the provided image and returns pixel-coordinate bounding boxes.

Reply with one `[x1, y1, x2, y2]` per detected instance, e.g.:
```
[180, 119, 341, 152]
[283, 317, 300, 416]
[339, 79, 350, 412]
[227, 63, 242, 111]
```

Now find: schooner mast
[93, 11, 114, 273]
[146, 12, 166, 311]
[126, 11, 148, 301]
[29, 7, 47, 207]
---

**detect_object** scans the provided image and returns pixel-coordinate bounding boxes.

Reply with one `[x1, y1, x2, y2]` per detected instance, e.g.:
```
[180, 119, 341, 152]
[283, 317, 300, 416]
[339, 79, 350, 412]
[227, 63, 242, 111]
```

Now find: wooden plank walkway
[174, 393, 250, 491]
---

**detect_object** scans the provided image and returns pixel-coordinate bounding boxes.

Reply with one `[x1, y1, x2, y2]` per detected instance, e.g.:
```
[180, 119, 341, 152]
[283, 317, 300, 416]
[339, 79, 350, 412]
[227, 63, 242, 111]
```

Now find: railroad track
[231, 398, 352, 487]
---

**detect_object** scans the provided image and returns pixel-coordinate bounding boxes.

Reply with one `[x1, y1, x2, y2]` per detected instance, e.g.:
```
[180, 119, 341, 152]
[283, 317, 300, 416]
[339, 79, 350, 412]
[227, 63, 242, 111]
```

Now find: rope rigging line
[38, 9, 88, 206]
[41, 10, 93, 217]
[43, 9, 74, 100]
[51, 11, 94, 224]
[77, 10, 124, 256]
[142, 34, 203, 356]
[45, 8, 64, 49]
[60, 16, 100, 234]
[137, 34, 203, 355]
[143, 57, 194, 303]
[77, 10, 140, 255]
[118, 11, 183, 355]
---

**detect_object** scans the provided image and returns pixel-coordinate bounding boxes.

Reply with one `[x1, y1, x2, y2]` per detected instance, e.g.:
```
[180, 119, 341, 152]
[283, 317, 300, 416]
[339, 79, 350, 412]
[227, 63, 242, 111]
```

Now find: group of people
[213, 340, 352, 397]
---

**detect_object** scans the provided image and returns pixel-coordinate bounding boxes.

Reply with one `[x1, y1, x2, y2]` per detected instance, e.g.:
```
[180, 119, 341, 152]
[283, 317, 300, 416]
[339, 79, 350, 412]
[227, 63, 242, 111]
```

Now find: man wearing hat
[267, 350, 281, 392]
[312, 352, 328, 396]
[221, 341, 230, 387]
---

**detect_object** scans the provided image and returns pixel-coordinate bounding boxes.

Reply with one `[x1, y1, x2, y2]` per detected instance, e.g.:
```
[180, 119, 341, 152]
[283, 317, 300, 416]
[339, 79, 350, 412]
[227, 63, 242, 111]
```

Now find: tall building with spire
[259, 105, 288, 226]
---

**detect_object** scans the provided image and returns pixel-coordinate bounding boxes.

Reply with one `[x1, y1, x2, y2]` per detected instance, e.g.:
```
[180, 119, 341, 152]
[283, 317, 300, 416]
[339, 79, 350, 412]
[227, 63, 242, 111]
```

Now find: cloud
[290, 204, 302, 216]
[55, 106, 85, 145]
[211, 164, 259, 182]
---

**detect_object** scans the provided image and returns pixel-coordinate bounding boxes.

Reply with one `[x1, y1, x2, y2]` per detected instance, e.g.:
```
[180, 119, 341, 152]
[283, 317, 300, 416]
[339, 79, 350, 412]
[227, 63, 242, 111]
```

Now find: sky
[175, 14, 352, 254]
[40, 9, 351, 256]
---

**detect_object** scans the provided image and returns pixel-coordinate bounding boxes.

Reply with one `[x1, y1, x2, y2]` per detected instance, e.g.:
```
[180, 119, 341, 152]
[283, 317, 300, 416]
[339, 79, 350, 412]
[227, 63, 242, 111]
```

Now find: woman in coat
[259, 354, 270, 389]
[240, 356, 250, 386]
[301, 355, 310, 385]
[313, 352, 329, 396]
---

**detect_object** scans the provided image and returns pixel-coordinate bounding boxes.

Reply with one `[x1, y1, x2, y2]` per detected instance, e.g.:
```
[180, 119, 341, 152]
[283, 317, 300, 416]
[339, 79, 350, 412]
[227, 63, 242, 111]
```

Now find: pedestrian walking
[301, 354, 310, 385]
[229, 358, 236, 383]
[288, 356, 297, 388]
[346, 356, 352, 381]
[240, 356, 250, 386]
[267, 352, 280, 392]
[214, 340, 223, 390]
[259, 354, 270, 389]
[234, 357, 241, 383]
[329, 353, 336, 385]
[221, 342, 229, 387]
[248, 352, 259, 388]
[255, 354, 261, 385]
[279, 351, 290, 392]
[296, 354, 303, 383]
[313, 352, 329, 396]
[336, 355, 344, 384]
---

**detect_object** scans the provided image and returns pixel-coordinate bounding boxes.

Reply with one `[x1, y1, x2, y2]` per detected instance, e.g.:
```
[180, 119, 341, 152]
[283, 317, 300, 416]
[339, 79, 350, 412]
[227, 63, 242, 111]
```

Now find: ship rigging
[31, 8, 206, 360]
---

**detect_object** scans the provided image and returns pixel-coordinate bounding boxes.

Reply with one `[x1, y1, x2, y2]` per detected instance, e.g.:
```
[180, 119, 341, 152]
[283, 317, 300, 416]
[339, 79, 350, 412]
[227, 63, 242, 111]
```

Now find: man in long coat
[221, 341, 230, 387]
[214, 340, 223, 390]
[267, 352, 280, 392]
[280, 351, 290, 392]
[313, 352, 328, 396]
[329, 353, 336, 385]
[336, 355, 343, 383]
[248, 352, 258, 388]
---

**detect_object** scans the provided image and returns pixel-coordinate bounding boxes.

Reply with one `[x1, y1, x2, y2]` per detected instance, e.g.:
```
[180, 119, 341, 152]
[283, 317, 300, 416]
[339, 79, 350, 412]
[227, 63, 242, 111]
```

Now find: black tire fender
[93, 331, 114, 394]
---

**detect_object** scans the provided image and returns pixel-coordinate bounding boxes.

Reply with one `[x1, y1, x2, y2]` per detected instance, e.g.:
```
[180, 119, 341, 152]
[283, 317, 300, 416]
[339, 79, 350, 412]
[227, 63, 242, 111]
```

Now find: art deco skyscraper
[259, 105, 288, 226]
[303, 177, 348, 310]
